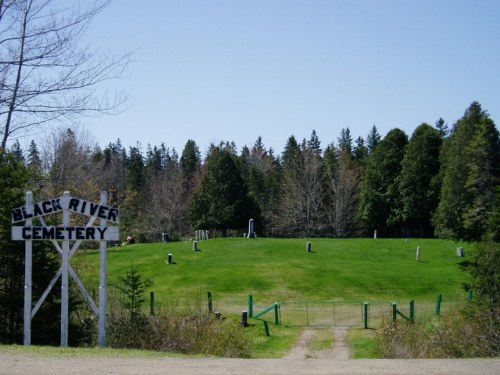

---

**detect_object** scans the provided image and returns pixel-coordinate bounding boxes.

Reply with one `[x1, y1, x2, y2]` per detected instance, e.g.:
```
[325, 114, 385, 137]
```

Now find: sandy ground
[1, 329, 498, 375]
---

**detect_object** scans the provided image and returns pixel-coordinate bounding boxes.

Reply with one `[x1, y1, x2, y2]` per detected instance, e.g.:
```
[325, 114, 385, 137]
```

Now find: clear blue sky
[81, 0, 499, 156]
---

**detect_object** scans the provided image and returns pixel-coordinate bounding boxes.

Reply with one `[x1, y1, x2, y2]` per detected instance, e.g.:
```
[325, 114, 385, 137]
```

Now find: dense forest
[4, 101, 500, 243]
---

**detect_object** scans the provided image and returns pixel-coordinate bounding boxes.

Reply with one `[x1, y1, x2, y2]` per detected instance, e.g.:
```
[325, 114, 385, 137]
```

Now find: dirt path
[285, 327, 350, 360]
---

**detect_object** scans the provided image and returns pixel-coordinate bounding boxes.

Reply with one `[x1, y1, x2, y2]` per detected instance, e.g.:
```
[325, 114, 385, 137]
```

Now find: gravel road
[1, 328, 498, 374]
[1, 352, 499, 375]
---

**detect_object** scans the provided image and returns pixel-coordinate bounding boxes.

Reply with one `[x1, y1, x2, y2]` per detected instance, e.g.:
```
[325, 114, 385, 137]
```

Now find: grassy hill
[79, 237, 470, 312]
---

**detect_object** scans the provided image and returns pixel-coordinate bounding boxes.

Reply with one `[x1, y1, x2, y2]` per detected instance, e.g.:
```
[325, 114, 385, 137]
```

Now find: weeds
[106, 293, 252, 357]
[375, 305, 499, 358]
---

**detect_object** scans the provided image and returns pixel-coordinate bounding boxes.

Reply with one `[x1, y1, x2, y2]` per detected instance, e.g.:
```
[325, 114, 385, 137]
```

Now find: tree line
[3, 101, 498, 243]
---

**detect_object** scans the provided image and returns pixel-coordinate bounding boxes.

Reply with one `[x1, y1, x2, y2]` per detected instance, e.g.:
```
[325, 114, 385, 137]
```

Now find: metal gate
[278, 301, 364, 327]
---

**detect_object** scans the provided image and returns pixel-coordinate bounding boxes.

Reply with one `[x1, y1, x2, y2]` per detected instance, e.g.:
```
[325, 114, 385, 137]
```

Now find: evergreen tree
[366, 125, 381, 154]
[434, 102, 500, 240]
[26, 140, 42, 174]
[306, 130, 322, 154]
[353, 136, 368, 162]
[126, 145, 145, 192]
[144, 144, 163, 178]
[398, 123, 442, 237]
[338, 128, 353, 155]
[188, 147, 260, 236]
[10, 141, 25, 162]
[180, 139, 201, 198]
[281, 136, 302, 172]
[359, 128, 408, 236]
[115, 264, 153, 323]
[435, 117, 449, 138]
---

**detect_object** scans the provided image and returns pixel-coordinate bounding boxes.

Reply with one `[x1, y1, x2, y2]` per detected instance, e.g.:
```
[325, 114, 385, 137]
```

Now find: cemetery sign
[11, 191, 119, 348]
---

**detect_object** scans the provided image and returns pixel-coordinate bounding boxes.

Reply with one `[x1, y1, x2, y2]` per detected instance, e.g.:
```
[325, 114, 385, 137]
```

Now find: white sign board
[12, 226, 120, 241]
[12, 195, 119, 224]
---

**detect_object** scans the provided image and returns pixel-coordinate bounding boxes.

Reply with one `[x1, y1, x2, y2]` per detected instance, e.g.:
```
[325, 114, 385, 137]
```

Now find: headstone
[456, 247, 464, 257]
[248, 218, 256, 238]
[416, 246, 421, 261]
[193, 241, 198, 251]
[374, 230, 377, 239]
[167, 253, 173, 264]
[306, 242, 312, 252]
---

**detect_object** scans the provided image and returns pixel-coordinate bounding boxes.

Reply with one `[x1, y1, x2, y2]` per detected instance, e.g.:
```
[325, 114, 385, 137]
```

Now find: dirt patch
[285, 327, 350, 360]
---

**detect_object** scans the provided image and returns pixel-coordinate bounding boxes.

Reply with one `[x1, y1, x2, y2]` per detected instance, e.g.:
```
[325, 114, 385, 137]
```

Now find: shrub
[375, 306, 499, 358]
[106, 294, 252, 357]
[375, 318, 432, 358]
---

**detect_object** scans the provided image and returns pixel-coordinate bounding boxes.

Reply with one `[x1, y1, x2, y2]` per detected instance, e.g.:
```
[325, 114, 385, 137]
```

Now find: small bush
[106, 299, 252, 357]
[375, 306, 499, 358]
[375, 318, 431, 358]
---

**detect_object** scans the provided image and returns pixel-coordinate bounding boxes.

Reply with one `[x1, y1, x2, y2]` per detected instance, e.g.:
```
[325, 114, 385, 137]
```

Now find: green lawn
[79, 237, 470, 310]
[10, 237, 471, 359]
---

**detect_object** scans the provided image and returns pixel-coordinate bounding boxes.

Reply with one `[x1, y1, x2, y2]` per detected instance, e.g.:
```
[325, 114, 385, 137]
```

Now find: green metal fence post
[248, 295, 253, 318]
[150, 291, 155, 315]
[409, 300, 415, 322]
[274, 303, 280, 325]
[467, 290, 473, 302]
[435, 294, 442, 316]
[306, 301, 309, 327]
[392, 302, 397, 322]
[263, 320, 270, 337]
[363, 302, 369, 329]
[208, 291, 213, 313]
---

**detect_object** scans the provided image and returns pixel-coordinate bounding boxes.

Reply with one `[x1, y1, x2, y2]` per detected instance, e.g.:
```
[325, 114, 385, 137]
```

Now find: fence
[146, 292, 469, 330]
[252, 295, 466, 329]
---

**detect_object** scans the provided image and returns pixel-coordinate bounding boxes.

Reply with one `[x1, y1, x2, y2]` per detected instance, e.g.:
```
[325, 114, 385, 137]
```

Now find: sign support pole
[61, 191, 70, 347]
[98, 191, 108, 347]
[23, 192, 33, 346]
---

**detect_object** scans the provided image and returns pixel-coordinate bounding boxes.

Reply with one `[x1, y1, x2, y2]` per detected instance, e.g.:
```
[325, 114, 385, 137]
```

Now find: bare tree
[277, 148, 325, 237]
[141, 168, 187, 241]
[0, 0, 130, 149]
[39, 125, 101, 200]
[326, 151, 362, 237]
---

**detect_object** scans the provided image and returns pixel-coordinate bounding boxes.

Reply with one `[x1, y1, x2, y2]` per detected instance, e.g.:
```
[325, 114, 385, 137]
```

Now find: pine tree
[306, 130, 322, 154]
[366, 125, 381, 154]
[434, 102, 500, 240]
[188, 147, 260, 236]
[398, 123, 442, 237]
[338, 128, 353, 155]
[359, 128, 408, 236]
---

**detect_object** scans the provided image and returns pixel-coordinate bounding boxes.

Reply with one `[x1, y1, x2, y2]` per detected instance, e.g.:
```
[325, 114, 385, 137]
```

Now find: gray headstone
[248, 218, 256, 238]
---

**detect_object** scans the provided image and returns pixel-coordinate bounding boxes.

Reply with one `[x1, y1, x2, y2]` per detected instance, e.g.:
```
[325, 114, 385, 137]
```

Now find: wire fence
[250, 295, 469, 329]
[146, 292, 469, 330]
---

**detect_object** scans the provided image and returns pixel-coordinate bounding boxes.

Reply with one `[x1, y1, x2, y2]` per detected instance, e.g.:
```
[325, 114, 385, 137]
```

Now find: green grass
[347, 328, 378, 358]
[244, 324, 302, 358]
[80, 237, 470, 305]
[74, 237, 470, 358]
[309, 329, 334, 351]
